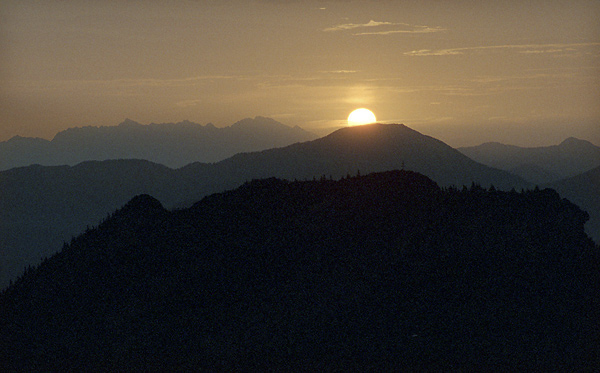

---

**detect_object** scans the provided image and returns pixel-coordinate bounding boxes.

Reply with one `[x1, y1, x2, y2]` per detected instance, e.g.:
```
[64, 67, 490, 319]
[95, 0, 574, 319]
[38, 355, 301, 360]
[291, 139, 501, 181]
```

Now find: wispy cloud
[355, 25, 445, 36]
[324, 20, 396, 32]
[518, 49, 568, 54]
[405, 49, 462, 56]
[320, 70, 358, 74]
[405, 42, 600, 56]
[324, 20, 445, 35]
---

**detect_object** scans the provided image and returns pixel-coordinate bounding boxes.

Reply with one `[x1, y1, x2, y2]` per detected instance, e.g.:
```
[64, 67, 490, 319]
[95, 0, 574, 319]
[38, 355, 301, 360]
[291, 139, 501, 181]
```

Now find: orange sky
[1, 0, 599, 146]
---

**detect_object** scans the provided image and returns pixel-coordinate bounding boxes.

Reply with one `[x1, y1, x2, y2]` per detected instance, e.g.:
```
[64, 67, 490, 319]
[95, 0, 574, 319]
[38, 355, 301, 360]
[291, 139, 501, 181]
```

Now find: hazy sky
[1, 0, 599, 146]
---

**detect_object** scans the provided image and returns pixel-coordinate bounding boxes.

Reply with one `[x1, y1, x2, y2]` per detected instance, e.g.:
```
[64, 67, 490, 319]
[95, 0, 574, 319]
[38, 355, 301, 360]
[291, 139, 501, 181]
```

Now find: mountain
[180, 123, 530, 194]
[548, 166, 600, 243]
[458, 137, 600, 184]
[0, 123, 530, 288]
[1, 171, 598, 370]
[0, 117, 317, 170]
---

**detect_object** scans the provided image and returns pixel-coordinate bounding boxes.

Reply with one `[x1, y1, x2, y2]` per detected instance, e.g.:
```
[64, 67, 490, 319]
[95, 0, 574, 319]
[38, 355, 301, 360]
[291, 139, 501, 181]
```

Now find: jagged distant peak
[118, 118, 142, 127]
[170, 119, 203, 127]
[230, 116, 288, 129]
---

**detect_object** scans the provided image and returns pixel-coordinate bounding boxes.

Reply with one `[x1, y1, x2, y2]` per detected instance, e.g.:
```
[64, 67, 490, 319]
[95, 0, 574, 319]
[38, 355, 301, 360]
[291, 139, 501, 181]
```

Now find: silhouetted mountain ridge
[1, 170, 598, 370]
[458, 138, 600, 184]
[0, 117, 317, 170]
[0, 123, 547, 288]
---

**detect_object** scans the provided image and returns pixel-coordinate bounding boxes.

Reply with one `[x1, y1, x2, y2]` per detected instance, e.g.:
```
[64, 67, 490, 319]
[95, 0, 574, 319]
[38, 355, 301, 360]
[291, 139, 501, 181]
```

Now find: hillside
[458, 138, 600, 184]
[0, 117, 317, 170]
[1, 171, 598, 370]
[548, 166, 600, 242]
[0, 160, 187, 289]
[0, 124, 531, 288]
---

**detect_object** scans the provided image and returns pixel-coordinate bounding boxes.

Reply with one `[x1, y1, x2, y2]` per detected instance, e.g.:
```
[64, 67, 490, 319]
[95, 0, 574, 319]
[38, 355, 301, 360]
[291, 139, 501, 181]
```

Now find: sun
[348, 108, 376, 126]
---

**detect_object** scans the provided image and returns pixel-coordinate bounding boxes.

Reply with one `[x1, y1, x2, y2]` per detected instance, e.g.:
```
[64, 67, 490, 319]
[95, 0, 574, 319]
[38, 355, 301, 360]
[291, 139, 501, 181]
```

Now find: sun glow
[348, 108, 376, 126]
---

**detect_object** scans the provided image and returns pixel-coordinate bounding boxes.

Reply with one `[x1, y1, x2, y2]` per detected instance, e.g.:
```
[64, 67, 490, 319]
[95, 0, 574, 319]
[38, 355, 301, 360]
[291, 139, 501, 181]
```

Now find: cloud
[404, 49, 462, 56]
[324, 20, 396, 32]
[320, 70, 358, 74]
[405, 42, 600, 56]
[354, 25, 446, 36]
[324, 20, 445, 35]
[471, 72, 578, 84]
[519, 49, 564, 54]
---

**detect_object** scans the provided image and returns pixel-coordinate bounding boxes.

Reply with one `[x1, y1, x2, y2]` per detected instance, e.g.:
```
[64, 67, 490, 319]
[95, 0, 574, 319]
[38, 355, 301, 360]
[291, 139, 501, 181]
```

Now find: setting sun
[348, 108, 376, 126]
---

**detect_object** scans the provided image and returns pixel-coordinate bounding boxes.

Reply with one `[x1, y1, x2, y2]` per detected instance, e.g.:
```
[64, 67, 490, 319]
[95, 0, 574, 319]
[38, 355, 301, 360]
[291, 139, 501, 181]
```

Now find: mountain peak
[114, 194, 166, 220]
[323, 123, 429, 147]
[5, 135, 48, 144]
[559, 137, 591, 148]
[337, 123, 410, 133]
[174, 119, 197, 126]
[231, 116, 287, 129]
[7, 135, 25, 142]
[118, 118, 142, 127]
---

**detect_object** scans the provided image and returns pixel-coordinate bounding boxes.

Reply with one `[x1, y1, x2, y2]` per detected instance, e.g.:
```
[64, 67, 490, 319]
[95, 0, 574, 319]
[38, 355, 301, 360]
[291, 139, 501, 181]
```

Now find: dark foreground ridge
[1, 170, 598, 370]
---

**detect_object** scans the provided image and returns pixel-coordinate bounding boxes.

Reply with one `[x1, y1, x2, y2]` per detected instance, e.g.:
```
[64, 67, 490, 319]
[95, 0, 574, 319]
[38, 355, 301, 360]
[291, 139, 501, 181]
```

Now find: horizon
[2, 117, 598, 149]
[1, 1, 599, 147]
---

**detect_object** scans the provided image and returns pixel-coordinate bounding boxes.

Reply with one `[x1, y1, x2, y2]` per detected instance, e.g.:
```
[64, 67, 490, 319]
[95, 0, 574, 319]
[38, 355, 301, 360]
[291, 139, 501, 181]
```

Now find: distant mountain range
[458, 138, 600, 184]
[458, 138, 600, 241]
[1, 171, 597, 370]
[0, 123, 531, 288]
[0, 117, 317, 170]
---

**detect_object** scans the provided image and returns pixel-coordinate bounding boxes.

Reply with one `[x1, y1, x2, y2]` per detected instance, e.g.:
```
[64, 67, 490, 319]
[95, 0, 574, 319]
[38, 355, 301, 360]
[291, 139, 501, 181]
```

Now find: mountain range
[0, 123, 531, 288]
[458, 138, 600, 184]
[1, 170, 598, 370]
[0, 117, 317, 170]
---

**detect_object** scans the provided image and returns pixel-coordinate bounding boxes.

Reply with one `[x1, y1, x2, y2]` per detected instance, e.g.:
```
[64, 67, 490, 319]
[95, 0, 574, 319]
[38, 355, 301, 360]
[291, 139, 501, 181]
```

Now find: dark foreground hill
[0, 123, 531, 288]
[0, 117, 317, 170]
[0, 160, 197, 289]
[458, 138, 600, 184]
[1, 171, 598, 370]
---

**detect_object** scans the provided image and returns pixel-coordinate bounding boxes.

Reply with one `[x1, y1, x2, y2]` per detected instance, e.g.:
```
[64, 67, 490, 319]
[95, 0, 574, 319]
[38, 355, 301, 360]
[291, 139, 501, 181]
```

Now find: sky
[1, 0, 599, 147]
